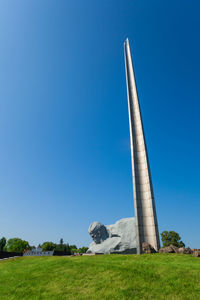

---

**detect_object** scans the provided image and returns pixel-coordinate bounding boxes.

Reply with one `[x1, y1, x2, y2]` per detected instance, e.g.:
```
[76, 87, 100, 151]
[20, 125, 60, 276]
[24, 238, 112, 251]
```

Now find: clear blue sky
[0, 0, 200, 248]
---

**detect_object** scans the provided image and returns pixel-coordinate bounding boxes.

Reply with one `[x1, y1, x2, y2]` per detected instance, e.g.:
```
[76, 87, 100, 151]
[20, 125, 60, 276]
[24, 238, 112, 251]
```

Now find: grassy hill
[0, 254, 200, 299]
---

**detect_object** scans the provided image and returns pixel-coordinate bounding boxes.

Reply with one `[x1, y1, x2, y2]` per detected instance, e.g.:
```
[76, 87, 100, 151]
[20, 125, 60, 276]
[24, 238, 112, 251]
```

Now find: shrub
[161, 231, 185, 248]
[0, 237, 6, 251]
[42, 242, 56, 251]
[5, 238, 31, 253]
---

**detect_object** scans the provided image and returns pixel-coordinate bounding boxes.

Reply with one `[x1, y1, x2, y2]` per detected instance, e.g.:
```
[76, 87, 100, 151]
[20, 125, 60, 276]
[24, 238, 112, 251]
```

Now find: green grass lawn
[0, 254, 200, 300]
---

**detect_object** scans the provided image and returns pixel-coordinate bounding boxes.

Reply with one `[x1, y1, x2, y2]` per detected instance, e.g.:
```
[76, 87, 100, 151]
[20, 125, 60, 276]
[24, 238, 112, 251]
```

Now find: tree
[68, 245, 78, 254]
[0, 237, 6, 251]
[54, 243, 71, 254]
[161, 231, 185, 248]
[42, 242, 56, 251]
[69, 245, 77, 253]
[6, 238, 31, 253]
[64, 244, 71, 255]
[70, 245, 77, 250]
[54, 239, 71, 255]
[78, 247, 88, 254]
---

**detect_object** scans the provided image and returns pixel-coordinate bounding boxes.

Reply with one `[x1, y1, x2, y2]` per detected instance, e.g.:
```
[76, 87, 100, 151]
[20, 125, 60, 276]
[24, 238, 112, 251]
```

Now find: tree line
[0, 237, 88, 254]
[0, 230, 185, 254]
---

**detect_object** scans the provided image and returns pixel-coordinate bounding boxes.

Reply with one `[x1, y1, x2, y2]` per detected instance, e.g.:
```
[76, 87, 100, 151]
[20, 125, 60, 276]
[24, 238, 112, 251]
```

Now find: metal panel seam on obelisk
[124, 38, 160, 254]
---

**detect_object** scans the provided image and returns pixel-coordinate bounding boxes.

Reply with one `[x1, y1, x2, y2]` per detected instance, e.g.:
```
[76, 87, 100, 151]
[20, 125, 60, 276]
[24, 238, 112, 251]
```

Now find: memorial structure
[23, 247, 54, 256]
[124, 38, 160, 253]
[87, 39, 160, 254]
[87, 218, 137, 254]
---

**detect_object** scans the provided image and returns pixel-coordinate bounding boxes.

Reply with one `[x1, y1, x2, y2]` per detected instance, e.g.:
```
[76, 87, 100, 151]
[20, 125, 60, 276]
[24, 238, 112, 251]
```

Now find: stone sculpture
[87, 218, 137, 254]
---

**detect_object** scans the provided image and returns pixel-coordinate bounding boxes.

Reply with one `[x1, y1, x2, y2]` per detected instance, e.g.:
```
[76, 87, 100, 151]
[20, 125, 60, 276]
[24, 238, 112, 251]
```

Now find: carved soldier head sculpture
[88, 222, 109, 244]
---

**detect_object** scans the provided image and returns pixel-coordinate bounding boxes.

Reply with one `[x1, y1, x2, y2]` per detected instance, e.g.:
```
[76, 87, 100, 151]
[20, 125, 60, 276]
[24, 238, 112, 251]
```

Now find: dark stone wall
[0, 251, 22, 259]
[53, 251, 71, 256]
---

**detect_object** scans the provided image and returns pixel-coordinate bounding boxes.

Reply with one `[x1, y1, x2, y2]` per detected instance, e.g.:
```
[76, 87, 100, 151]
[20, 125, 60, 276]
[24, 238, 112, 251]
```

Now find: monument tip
[124, 38, 129, 45]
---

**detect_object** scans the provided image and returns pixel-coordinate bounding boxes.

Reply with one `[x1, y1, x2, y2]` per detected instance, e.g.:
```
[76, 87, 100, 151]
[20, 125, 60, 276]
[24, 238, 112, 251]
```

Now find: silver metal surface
[124, 38, 160, 253]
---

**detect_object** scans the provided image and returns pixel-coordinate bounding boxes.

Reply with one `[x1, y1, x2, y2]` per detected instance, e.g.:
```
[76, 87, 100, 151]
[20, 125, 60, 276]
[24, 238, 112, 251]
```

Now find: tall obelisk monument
[124, 38, 160, 254]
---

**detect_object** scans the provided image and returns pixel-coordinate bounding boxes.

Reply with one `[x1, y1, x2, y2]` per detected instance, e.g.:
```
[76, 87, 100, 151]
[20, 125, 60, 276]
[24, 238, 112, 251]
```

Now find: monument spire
[124, 38, 160, 254]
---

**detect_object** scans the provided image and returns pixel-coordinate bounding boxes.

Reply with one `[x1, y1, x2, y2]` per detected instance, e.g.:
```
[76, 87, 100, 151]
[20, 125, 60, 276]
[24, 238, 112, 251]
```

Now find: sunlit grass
[0, 254, 200, 299]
